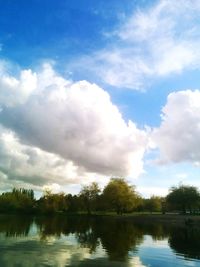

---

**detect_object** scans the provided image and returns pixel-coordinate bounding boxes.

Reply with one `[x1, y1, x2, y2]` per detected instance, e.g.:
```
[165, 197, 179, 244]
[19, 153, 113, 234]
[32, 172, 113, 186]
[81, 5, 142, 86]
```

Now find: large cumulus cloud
[0, 63, 147, 190]
[0, 125, 88, 191]
[153, 90, 200, 165]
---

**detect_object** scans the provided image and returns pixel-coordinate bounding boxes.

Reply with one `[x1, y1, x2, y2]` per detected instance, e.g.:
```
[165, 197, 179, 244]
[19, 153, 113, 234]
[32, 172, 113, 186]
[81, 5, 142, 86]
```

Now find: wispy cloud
[72, 0, 200, 89]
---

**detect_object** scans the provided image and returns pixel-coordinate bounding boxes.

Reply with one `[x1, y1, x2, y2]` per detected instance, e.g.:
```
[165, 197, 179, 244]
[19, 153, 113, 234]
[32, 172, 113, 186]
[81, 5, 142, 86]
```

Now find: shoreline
[1, 212, 200, 226]
[96, 213, 200, 226]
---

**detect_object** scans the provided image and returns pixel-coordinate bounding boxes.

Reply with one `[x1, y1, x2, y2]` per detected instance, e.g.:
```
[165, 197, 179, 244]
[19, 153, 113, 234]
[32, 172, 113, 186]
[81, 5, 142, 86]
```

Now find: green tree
[37, 192, 68, 214]
[0, 188, 35, 213]
[79, 182, 100, 215]
[145, 196, 162, 213]
[65, 194, 84, 213]
[103, 178, 139, 214]
[166, 185, 200, 214]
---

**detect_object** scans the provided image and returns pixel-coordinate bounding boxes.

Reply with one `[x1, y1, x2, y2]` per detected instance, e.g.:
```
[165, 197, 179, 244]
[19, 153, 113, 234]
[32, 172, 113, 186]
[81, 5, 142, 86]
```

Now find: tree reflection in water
[35, 215, 92, 240]
[92, 218, 144, 261]
[0, 215, 32, 237]
[35, 216, 144, 261]
[0, 215, 200, 263]
[169, 226, 200, 260]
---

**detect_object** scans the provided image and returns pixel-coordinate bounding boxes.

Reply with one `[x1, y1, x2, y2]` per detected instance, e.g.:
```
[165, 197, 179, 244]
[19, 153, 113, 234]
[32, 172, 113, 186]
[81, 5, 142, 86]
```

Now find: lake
[0, 215, 200, 266]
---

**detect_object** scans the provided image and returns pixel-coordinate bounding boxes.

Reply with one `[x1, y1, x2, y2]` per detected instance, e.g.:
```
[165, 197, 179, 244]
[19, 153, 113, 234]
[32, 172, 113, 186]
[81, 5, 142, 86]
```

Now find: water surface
[0, 215, 200, 266]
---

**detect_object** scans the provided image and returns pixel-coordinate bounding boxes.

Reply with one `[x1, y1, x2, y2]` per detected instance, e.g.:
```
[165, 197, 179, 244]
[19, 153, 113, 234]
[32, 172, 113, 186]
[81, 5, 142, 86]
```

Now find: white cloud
[0, 68, 37, 107]
[129, 256, 147, 267]
[137, 185, 168, 197]
[0, 63, 148, 190]
[42, 183, 61, 194]
[0, 125, 115, 191]
[74, 0, 200, 89]
[153, 90, 200, 165]
[0, 235, 92, 267]
[0, 125, 88, 190]
[175, 173, 188, 180]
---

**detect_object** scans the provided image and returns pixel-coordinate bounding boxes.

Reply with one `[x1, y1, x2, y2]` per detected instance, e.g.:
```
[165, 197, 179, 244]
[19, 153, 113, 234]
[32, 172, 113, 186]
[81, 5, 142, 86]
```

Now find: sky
[0, 0, 200, 197]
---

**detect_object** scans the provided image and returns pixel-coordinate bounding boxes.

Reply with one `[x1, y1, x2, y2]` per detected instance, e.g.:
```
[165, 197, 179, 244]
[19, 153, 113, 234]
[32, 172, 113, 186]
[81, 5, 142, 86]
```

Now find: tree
[79, 182, 100, 215]
[102, 178, 139, 214]
[145, 196, 162, 213]
[37, 191, 68, 214]
[166, 185, 200, 214]
[65, 194, 83, 213]
[0, 188, 35, 213]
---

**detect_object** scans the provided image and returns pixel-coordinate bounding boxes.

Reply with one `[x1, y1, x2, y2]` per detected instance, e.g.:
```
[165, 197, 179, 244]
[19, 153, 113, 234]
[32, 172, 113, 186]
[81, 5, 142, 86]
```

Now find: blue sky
[0, 0, 200, 197]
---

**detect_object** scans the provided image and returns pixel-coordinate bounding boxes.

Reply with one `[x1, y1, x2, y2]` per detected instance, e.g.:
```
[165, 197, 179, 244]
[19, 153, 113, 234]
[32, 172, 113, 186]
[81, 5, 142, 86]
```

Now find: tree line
[0, 178, 200, 215]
